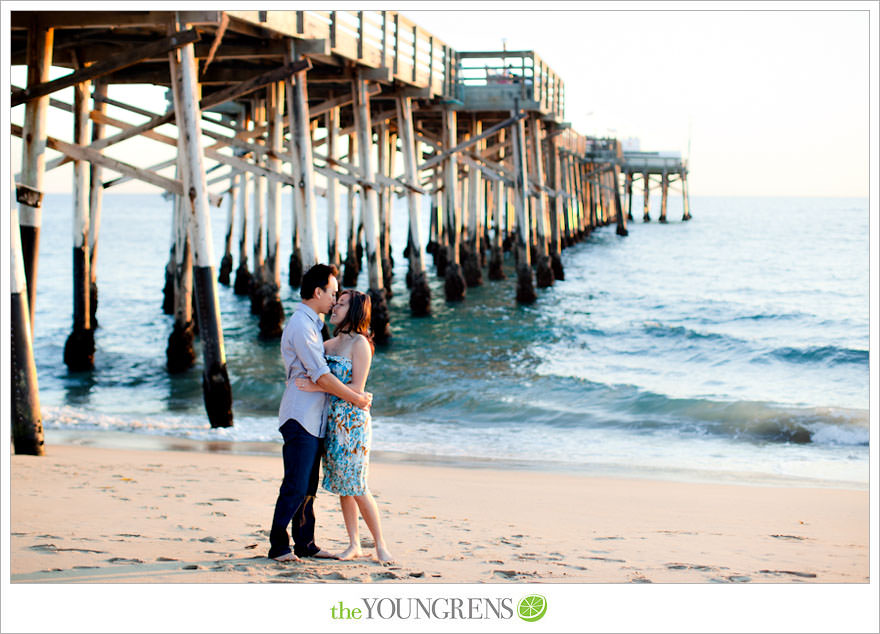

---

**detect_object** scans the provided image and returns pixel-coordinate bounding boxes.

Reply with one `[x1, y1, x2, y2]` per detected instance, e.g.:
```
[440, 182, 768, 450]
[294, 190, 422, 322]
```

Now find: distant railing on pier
[454, 50, 564, 119]
[226, 10, 454, 97]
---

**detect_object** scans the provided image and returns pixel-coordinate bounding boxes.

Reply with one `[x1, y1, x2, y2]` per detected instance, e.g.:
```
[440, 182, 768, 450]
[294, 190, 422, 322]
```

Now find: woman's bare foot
[376, 544, 395, 564]
[336, 544, 365, 560]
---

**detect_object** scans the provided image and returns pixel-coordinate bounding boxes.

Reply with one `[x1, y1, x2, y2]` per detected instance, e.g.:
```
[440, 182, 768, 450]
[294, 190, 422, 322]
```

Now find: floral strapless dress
[322, 354, 371, 495]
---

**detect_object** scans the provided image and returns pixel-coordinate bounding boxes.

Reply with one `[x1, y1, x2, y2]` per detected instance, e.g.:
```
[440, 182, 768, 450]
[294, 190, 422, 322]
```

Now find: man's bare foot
[376, 544, 395, 564]
[311, 548, 337, 559]
[336, 544, 365, 560]
[272, 552, 300, 563]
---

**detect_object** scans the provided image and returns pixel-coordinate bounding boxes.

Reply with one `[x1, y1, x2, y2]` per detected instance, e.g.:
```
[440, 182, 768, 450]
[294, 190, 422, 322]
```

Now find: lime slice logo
[517, 594, 547, 622]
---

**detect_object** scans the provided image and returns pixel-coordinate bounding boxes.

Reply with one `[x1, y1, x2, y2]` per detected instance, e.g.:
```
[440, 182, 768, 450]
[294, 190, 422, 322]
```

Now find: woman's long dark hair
[333, 290, 374, 352]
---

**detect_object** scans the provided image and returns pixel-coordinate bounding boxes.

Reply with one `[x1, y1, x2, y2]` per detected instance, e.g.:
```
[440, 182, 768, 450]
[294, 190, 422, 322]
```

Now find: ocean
[27, 192, 870, 488]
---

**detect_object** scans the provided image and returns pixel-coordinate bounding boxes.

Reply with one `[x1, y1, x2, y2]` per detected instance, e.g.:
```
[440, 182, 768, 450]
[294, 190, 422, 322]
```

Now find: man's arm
[315, 373, 372, 410]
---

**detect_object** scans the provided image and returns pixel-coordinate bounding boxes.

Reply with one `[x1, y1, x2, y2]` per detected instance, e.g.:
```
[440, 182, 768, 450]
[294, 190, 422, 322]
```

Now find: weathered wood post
[681, 168, 692, 221]
[643, 171, 651, 222]
[396, 95, 431, 316]
[325, 104, 341, 268]
[352, 70, 391, 341]
[568, 153, 581, 241]
[259, 81, 285, 339]
[528, 115, 554, 288]
[600, 168, 610, 225]
[17, 20, 53, 330]
[88, 81, 107, 327]
[170, 15, 233, 427]
[234, 110, 252, 295]
[342, 132, 361, 287]
[286, 40, 320, 277]
[442, 108, 466, 301]
[625, 171, 634, 221]
[546, 123, 564, 281]
[162, 206, 176, 313]
[429, 190, 447, 276]
[11, 178, 45, 456]
[659, 170, 669, 224]
[488, 128, 506, 280]
[462, 119, 483, 287]
[510, 109, 536, 304]
[613, 141, 629, 236]
[218, 170, 239, 285]
[377, 123, 394, 296]
[166, 41, 196, 374]
[63, 78, 95, 371]
[166, 187, 195, 373]
[249, 98, 267, 314]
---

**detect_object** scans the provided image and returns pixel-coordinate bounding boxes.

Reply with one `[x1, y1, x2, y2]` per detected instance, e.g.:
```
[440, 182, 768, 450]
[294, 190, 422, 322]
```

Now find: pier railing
[225, 10, 454, 97]
[454, 50, 564, 119]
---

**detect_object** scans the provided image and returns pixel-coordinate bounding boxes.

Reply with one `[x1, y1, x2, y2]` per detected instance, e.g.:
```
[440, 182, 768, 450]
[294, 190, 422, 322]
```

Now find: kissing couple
[267, 264, 393, 564]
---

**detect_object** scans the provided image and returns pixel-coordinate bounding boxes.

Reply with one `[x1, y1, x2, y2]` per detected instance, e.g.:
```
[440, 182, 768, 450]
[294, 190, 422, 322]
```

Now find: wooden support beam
[12, 123, 183, 194]
[201, 12, 229, 77]
[418, 112, 527, 172]
[12, 29, 201, 107]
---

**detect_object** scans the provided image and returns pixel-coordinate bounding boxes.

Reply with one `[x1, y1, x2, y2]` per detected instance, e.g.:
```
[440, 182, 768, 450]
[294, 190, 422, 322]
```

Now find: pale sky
[6, 3, 875, 197]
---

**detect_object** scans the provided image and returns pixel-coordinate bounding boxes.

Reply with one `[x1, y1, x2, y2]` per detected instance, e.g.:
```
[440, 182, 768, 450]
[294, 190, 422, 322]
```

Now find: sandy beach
[9, 440, 868, 585]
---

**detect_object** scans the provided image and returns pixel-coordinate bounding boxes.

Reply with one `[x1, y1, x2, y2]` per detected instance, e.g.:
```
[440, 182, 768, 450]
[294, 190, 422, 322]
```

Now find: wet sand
[9, 441, 869, 584]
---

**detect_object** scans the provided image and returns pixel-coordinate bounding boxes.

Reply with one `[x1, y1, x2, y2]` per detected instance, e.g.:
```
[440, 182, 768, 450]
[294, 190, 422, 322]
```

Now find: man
[268, 264, 373, 562]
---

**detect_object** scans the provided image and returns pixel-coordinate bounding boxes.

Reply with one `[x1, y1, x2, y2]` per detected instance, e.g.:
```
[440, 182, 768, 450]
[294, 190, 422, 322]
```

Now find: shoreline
[10, 442, 869, 585]
[44, 428, 867, 491]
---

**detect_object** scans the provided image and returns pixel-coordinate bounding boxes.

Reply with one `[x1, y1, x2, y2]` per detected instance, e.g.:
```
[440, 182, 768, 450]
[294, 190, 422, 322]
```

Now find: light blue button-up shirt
[278, 303, 331, 437]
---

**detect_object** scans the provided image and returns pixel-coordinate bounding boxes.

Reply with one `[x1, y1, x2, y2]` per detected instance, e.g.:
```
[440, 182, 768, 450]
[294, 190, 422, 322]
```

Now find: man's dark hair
[300, 263, 338, 300]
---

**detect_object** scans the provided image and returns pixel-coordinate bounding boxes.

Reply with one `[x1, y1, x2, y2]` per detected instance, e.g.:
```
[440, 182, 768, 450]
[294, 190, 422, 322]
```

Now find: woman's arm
[347, 336, 372, 394]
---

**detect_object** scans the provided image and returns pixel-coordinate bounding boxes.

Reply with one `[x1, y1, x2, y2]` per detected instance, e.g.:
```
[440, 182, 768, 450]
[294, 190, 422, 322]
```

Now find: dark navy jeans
[268, 419, 323, 559]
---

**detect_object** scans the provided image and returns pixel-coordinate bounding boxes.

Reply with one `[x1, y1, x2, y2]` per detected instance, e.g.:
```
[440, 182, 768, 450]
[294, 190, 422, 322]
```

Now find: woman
[295, 290, 393, 563]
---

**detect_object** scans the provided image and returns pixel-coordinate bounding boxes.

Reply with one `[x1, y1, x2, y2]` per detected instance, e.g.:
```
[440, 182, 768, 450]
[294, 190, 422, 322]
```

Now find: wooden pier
[10, 10, 691, 447]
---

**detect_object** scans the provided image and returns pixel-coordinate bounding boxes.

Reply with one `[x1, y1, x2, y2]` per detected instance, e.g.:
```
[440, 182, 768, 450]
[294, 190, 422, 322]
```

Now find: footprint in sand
[758, 569, 817, 578]
[156, 557, 179, 562]
[769, 534, 807, 541]
[371, 571, 399, 581]
[107, 557, 144, 564]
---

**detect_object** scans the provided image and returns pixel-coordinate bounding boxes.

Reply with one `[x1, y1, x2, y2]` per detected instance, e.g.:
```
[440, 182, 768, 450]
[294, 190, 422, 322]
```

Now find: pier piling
[17, 20, 53, 330]
[218, 170, 238, 285]
[88, 81, 107, 328]
[659, 170, 669, 223]
[396, 95, 431, 316]
[511, 110, 536, 304]
[170, 17, 232, 427]
[442, 109, 466, 302]
[11, 198, 44, 456]
[258, 81, 285, 339]
[352, 71, 391, 341]
[63, 77, 95, 372]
